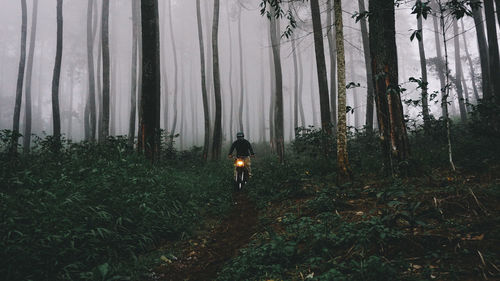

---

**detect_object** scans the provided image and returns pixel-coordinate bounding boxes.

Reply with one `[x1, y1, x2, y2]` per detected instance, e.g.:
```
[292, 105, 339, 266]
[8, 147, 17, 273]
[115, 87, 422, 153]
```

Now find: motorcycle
[234, 157, 249, 191]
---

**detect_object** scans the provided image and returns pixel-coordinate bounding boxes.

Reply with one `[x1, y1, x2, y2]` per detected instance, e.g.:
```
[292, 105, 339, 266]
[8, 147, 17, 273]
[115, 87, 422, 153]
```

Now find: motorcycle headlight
[236, 160, 244, 167]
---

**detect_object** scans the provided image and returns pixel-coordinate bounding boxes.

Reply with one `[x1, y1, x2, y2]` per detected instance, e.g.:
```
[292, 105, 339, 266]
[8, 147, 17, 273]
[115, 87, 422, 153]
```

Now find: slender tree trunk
[460, 19, 480, 102]
[369, 0, 411, 176]
[484, 0, 500, 106]
[431, 0, 448, 118]
[211, 0, 222, 160]
[99, 0, 110, 143]
[196, 0, 210, 160]
[11, 0, 28, 154]
[267, 24, 275, 152]
[471, 0, 491, 101]
[416, 0, 430, 128]
[139, 0, 161, 161]
[292, 34, 299, 133]
[86, 0, 97, 142]
[334, 0, 351, 184]
[23, 0, 38, 152]
[51, 0, 63, 149]
[128, 0, 139, 147]
[68, 70, 74, 139]
[437, 0, 456, 171]
[310, 58, 318, 127]
[260, 44, 267, 143]
[298, 46, 306, 127]
[327, 0, 337, 133]
[358, 0, 375, 133]
[226, 8, 234, 143]
[237, 6, 245, 132]
[310, 0, 332, 136]
[453, 19, 467, 123]
[270, 15, 284, 163]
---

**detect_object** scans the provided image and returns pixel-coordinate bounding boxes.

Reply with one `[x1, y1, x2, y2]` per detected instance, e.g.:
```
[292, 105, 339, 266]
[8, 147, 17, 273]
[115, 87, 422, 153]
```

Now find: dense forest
[1, 0, 499, 280]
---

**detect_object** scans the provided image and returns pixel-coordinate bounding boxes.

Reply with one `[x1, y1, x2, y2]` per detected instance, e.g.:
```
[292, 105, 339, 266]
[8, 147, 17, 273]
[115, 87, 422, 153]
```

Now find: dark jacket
[228, 138, 255, 157]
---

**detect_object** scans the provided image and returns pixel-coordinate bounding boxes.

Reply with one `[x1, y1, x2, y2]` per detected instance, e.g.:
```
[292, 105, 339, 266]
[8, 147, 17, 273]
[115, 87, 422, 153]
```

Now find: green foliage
[0, 137, 231, 280]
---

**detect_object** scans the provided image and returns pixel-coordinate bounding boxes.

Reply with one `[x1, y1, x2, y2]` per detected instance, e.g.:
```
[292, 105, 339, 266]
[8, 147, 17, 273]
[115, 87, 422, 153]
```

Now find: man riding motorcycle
[228, 132, 255, 179]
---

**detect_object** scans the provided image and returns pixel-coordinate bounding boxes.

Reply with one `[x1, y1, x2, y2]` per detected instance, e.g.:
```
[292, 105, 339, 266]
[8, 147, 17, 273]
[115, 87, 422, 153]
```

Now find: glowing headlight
[236, 160, 245, 167]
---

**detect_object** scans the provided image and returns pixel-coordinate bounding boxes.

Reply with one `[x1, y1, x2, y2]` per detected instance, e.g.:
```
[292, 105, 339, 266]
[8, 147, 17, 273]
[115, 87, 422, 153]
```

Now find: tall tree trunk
[237, 6, 245, 132]
[369, 0, 411, 176]
[437, 0, 456, 171]
[99, 0, 110, 143]
[226, 7, 234, 143]
[86, 0, 97, 142]
[270, 15, 284, 163]
[471, 0, 491, 101]
[211, 0, 222, 160]
[327, 0, 337, 134]
[298, 45, 306, 127]
[11, 0, 27, 154]
[460, 19, 480, 102]
[267, 23, 275, 152]
[334, 0, 351, 184]
[310, 0, 332, 136]
[168, 0, 179, 141]
[453, 19, 467, 123]
[68, 70, 74, 139]
[128, 0, 139, 147]
[358, 0, 375, 133]
[310, 58, 318, 127]
[431, 0, 448, 118]
[292, 34, 299, 133]
[484, 0, 500, 106]
[196, 0, 210, 160]
[51, 0, 63, 149]
[139, 0, 161, 161]
[260, 45, 267, 143]
[23, 0, 38, 152]
[416, 0, 430, 128]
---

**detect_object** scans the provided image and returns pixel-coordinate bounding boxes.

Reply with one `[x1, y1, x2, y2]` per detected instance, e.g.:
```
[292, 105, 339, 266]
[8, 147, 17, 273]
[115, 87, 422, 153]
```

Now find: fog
[0, 0, 481, 149]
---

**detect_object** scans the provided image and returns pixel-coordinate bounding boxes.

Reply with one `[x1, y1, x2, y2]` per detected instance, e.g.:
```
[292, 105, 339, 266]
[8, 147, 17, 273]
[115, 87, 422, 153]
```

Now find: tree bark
[484, 0, 500, 105]
[297, 45, 306, 127]
[196, 0, 210, 160]
[128, 0, 140, 147]
[211, 0, 222, 160]
[270, 15, 284, 163]
[23, 0, 38, 152]
[471, 0, 491, 101]
[452, 19, 467, 123]
[460, 19, 480, 102]
[334, 0, 351, 184]
[327, 0, 337, 133]
[310, 0, 332, 136]
[138, 0, 161, 161]
[51, 0, 63, 149]
[358, 0, 375, 133]
[416, 0, 430, 128]
[12, 0, 27, 154]
[369, 0, 411, 176]
[267, 22, 275, 152]
[85, 0, 97, 142]
[99, 0, 110, 143]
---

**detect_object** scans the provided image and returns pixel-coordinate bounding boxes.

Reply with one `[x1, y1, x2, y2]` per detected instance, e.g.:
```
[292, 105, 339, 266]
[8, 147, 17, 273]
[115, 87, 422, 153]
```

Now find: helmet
[236, 132, 244, 138]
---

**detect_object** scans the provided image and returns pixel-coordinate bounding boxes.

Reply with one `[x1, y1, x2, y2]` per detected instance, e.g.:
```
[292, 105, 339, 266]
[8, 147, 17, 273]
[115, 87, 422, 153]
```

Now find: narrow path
[153, 192, 258, 281]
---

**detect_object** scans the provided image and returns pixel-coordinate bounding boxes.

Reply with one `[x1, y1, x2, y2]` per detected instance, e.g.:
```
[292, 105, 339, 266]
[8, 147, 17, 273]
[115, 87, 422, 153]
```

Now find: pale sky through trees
[0, 0, 482, 147]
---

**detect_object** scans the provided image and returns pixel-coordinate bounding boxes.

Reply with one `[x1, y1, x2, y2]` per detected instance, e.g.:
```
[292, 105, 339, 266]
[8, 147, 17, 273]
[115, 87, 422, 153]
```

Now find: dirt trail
[152, 192, 258, 281]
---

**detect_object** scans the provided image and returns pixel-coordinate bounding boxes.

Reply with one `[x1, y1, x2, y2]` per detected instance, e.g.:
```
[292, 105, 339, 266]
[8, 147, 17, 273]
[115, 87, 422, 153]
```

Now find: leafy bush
[0, 138, 232, 280]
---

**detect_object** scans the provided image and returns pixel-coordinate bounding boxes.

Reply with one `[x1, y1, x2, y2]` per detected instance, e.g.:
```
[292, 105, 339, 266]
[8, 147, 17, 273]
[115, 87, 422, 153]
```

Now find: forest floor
[150, 192, 258, 281]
